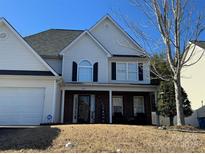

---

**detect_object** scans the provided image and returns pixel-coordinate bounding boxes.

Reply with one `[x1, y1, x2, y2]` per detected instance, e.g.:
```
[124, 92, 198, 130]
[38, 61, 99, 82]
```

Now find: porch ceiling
[61, 82, 158, 92]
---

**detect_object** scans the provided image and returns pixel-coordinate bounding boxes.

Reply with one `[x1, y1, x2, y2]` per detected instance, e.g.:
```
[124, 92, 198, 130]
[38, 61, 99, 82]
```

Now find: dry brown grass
[0, 124, 205, 153]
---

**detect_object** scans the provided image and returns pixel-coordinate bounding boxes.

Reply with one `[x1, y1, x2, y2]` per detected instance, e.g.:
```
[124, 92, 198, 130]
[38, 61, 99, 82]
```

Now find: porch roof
[61, 82, 158, 92]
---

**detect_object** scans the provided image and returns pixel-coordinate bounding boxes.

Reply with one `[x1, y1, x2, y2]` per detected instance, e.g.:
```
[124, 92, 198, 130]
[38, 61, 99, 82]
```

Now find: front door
[78, 95, 90, 123]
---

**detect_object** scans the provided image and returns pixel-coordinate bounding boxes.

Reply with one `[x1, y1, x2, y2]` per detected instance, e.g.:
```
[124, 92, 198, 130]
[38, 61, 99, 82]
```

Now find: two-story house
[0, 15, 158, 125]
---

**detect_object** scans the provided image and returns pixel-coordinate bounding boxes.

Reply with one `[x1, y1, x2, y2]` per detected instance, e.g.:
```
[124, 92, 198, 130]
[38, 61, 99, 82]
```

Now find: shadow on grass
[0, 126, 60, 151]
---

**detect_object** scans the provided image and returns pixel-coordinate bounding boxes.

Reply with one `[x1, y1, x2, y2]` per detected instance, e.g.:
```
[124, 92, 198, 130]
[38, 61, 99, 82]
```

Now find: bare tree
[119, 0, 205, 125]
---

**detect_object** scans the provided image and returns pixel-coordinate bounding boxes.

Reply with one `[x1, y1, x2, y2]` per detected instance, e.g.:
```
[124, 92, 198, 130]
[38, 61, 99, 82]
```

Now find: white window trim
[133, 96, 145, 115]
[116, 62, 140, 81]
[78, 60, 93, 82]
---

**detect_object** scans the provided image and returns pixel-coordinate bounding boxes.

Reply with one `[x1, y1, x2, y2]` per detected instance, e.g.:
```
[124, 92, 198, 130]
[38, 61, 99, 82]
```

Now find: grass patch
[0, 124, 205, 152]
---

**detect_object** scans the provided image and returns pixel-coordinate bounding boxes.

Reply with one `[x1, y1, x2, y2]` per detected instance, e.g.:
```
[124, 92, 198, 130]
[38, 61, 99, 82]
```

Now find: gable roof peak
[0, 17, 6, 22]
[60, 30, 111, 57]
[0, 17, 58, 76]
[190, 40, 205, 49]
[89, 14, 146, 56]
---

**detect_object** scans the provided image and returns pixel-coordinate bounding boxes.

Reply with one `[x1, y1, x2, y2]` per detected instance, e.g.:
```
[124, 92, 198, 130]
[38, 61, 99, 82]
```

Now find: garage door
[0, 87, 45, 125]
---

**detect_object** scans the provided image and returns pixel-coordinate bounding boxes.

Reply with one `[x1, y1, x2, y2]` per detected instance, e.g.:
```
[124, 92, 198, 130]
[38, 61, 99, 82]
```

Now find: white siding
[44, 58, 62, 74]
[0, 22, 48, 71]
[181, 45, 205, 110]
[90, 18, 142, 56]
[62, 33, 108, 82]
[0, 76, 58, 124]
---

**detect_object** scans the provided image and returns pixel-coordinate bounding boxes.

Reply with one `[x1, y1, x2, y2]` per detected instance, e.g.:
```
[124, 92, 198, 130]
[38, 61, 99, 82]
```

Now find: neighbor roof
[24, 29, 84, 58]
[191, 41, 205, 49]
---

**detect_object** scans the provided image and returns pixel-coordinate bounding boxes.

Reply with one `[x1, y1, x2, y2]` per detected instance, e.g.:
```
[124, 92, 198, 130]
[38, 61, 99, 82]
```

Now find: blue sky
[0, 0, 136, 36]
[0, 0, 204, 50]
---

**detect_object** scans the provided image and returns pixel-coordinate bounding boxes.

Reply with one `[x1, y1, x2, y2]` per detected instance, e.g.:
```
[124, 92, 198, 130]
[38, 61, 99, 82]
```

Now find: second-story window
[128, 63, 137, 80]
[116, 62, 141, 81]
[78, 60, 92, 82]
[116, 63, 127, 80]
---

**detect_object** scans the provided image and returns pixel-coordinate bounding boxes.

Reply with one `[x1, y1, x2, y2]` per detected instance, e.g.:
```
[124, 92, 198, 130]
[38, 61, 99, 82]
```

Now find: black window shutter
[138, 63, 143, 81]
[93, 62, 98, 82]
[72, 61, 77, 81]
[111, 62, 116, 80]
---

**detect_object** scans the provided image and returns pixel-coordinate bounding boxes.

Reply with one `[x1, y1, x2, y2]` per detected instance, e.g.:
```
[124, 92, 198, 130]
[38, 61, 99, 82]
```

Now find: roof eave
[112, 54, 147, 58]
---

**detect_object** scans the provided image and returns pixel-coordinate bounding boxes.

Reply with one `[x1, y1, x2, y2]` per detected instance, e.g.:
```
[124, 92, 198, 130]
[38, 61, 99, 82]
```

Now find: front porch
[60, 83, 158, 125]
[60, 83, 158, 124]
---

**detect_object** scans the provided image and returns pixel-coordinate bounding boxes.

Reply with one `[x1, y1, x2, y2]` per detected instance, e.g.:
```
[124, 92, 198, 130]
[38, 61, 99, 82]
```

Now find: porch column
[109, 90, 112, 123]
[155, 91, 160, 126]
[61, 89, 65, 123]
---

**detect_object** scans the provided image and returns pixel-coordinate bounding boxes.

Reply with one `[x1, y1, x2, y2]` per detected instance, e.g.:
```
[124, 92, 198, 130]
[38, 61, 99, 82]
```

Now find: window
[112, 96, 123, 115]
[78, 60, 92, 82]
[116, 62, 139, 81]
[116, 63, 126, 80]
[128, 63, 137, 80]
[133, 96, 144, 116]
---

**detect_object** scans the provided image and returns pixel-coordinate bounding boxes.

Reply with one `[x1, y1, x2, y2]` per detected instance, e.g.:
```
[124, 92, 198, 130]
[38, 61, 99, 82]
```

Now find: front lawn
[0, 124, 205, 152]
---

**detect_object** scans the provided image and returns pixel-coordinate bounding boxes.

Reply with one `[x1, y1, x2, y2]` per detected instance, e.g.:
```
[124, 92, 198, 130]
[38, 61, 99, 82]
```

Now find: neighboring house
[181, 41, 205, 110]
[0, 15, 158, 125]
[181, 41, 205, 127]
[157, 41, 205, 127]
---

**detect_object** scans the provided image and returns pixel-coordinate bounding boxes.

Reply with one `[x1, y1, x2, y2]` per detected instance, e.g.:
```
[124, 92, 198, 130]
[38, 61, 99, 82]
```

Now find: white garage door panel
[0, 87, 45, 125]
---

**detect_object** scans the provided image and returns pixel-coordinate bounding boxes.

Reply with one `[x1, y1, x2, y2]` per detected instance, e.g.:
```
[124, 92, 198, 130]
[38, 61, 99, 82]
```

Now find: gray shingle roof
[24, 29, 84, 57]
[192, 41, 205, 49]
[24, 28, 146, 58]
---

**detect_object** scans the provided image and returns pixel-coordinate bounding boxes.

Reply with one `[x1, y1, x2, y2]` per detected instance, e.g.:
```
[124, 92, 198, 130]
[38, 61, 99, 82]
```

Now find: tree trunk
[169, 116, 174, 126]
[173, 74, 185, 125]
